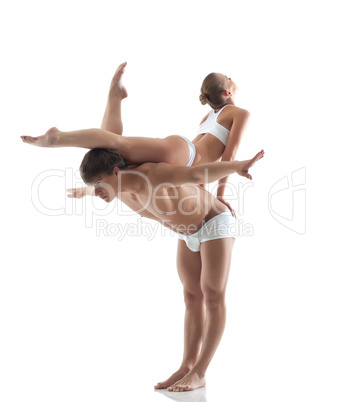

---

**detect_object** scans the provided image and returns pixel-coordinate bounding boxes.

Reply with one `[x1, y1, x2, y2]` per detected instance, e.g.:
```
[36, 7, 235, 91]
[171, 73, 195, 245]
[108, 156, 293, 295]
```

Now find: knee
[202, 288, 226, 310]
[183, 289, 204, 308]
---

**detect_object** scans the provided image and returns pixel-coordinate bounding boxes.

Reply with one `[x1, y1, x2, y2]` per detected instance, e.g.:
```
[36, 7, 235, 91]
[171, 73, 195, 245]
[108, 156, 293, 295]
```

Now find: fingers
[253, 149, 265, 162]
[66, 189, 76, 198]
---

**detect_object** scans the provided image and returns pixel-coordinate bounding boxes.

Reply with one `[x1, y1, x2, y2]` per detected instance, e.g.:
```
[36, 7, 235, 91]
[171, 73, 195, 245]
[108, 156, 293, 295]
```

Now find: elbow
[190, 167, 203, 184]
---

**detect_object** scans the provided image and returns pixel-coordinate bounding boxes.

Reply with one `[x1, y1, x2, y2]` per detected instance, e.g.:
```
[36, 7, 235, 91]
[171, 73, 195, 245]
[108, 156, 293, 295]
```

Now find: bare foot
[21, 127, 60, 147]
[154, 367, 191, 390]
[109, 62, 128, 100]
[167, 371, 206, 392]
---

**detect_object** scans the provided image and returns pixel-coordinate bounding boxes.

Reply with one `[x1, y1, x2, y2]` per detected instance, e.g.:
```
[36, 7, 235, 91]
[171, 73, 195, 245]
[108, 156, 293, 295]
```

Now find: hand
[236, 150, 265, 180]
[217, 197, 237, 218]
[66, 187, 91, 199]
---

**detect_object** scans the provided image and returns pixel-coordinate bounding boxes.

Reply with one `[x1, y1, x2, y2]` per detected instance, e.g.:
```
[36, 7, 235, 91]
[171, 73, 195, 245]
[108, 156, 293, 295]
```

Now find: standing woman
[193, 72, 250, 214]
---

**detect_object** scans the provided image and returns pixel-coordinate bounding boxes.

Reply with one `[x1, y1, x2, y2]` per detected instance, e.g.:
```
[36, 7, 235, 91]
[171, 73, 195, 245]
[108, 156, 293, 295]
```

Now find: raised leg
[168, 237, 235, 392]
[100, 62, 128, 134]
[20, 60, 191, 165]
[154, 239, 205, 390]
[20, 63, 128, 148]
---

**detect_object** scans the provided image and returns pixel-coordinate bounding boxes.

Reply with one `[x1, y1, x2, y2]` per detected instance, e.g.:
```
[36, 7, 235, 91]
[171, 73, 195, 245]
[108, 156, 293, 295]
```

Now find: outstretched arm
[150, 150, 265, 187]
[66, 186, 95, 199]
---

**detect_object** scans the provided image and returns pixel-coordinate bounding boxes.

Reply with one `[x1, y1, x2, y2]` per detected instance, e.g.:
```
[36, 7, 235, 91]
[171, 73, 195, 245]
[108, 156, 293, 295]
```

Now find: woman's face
[217, 73, 238, 96]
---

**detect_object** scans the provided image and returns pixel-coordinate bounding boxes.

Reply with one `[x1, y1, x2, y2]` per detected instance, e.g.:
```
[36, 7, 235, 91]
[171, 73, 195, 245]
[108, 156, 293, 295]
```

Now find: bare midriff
[192, 134, 226, 165]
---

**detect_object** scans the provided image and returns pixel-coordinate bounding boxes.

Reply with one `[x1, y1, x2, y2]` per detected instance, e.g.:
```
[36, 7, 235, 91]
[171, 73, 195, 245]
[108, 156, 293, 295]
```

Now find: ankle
[49, 131, 60, 147]
[180, 361, 195, 372]
[189, 365, 206, 379]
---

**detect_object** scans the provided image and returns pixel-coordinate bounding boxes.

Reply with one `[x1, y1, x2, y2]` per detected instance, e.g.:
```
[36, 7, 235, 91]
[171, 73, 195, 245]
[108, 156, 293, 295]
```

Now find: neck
[115, 168, 137, 195]
[214, 99, 235, 112]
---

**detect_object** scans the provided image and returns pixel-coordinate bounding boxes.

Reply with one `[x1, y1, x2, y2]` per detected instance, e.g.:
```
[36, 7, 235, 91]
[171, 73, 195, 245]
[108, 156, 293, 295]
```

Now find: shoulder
[129, 162, 172, 183]
[218, 105, 250, 124]
[199, 111, 211, 125]
[124, 163, 157, 191]
[234, 106, 250, 117]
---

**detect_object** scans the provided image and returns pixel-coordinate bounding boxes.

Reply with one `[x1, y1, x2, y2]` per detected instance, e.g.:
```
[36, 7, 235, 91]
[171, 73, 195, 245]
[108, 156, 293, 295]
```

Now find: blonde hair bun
[199, 93, 209, 105]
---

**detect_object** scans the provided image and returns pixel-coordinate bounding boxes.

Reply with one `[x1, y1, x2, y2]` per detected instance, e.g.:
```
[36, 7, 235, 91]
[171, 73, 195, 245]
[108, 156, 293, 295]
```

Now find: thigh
[200, 238, 235, 296]
[121, 135, 188, 165]
[177, 239, 203, 296]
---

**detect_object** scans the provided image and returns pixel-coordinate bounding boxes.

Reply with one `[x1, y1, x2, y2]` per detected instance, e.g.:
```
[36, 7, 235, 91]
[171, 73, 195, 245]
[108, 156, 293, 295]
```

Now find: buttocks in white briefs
[177, 135, 196, 166]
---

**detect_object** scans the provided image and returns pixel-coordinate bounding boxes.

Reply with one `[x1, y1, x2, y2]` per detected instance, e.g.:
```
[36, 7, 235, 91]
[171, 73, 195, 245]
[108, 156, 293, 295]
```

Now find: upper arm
[149, 162, 196, 187]
[221, 109, 250, 160]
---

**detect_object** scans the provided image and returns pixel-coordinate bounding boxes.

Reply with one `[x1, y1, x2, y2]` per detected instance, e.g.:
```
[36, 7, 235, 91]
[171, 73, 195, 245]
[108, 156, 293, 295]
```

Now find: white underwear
[177, 211, 236, 252]
[177, 135, 196, 166]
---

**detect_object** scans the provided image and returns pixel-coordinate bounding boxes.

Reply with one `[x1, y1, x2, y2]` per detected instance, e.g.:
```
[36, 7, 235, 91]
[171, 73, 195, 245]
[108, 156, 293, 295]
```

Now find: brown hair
[80, 148, 127, 185]
[199, 73, 225, 109]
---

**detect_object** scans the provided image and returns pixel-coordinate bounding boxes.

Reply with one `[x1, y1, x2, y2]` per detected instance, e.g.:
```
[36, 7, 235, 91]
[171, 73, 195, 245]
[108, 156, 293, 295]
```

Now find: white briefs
[177, 211, 236, 252]
[177, 135, 196, 166]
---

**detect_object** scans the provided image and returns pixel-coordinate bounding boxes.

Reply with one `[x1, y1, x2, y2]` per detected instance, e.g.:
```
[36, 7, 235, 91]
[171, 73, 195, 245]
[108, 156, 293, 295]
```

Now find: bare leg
[168, 237, 235, 392]
[101, 62, 128, 134]
[20, 63, 190, 165]
[155, 240, 205, 390]
[20, 126, 123, 149]
[21, 63, 128, 148]
[21, 128, 190, 165]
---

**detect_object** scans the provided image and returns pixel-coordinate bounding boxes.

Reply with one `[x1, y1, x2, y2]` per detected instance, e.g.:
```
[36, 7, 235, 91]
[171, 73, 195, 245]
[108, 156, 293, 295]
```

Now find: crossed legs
[155, 237, 235, 392]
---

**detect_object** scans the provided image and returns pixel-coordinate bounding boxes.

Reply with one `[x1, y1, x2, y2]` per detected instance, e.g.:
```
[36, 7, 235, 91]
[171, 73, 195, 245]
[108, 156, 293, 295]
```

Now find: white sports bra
[196, 104, 232, 145]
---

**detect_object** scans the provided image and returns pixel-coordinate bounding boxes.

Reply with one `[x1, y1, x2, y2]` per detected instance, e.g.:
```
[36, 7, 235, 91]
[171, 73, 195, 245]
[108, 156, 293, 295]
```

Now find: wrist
[232, 160, 240, 174]
[86, 186, 95, 196]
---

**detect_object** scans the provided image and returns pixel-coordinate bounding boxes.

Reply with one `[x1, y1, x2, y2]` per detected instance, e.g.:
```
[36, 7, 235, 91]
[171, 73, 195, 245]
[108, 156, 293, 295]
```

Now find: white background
[1, 1, 336, 401]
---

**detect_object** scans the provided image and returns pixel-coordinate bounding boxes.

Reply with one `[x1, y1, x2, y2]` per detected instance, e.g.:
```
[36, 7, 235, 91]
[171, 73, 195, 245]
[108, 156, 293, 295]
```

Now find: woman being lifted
[21, 62, 250, 215]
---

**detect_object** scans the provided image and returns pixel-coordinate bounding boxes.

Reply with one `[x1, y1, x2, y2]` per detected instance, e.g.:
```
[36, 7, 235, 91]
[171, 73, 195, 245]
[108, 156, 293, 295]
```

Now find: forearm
[85, 186, 95, 196]
[217, 151, 237, 197]
[54, 128, 123, 149]
[217, 176, 230, 197]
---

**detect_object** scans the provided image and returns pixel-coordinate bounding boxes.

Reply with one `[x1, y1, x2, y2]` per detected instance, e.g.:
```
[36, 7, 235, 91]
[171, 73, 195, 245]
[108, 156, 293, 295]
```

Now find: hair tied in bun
[199, 92, 209, 105]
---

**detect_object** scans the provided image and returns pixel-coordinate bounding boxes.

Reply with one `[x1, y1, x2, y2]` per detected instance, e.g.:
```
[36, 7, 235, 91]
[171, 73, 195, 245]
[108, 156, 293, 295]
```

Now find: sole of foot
[109, 62, 128, 100]
[21, 127, 59, 147]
